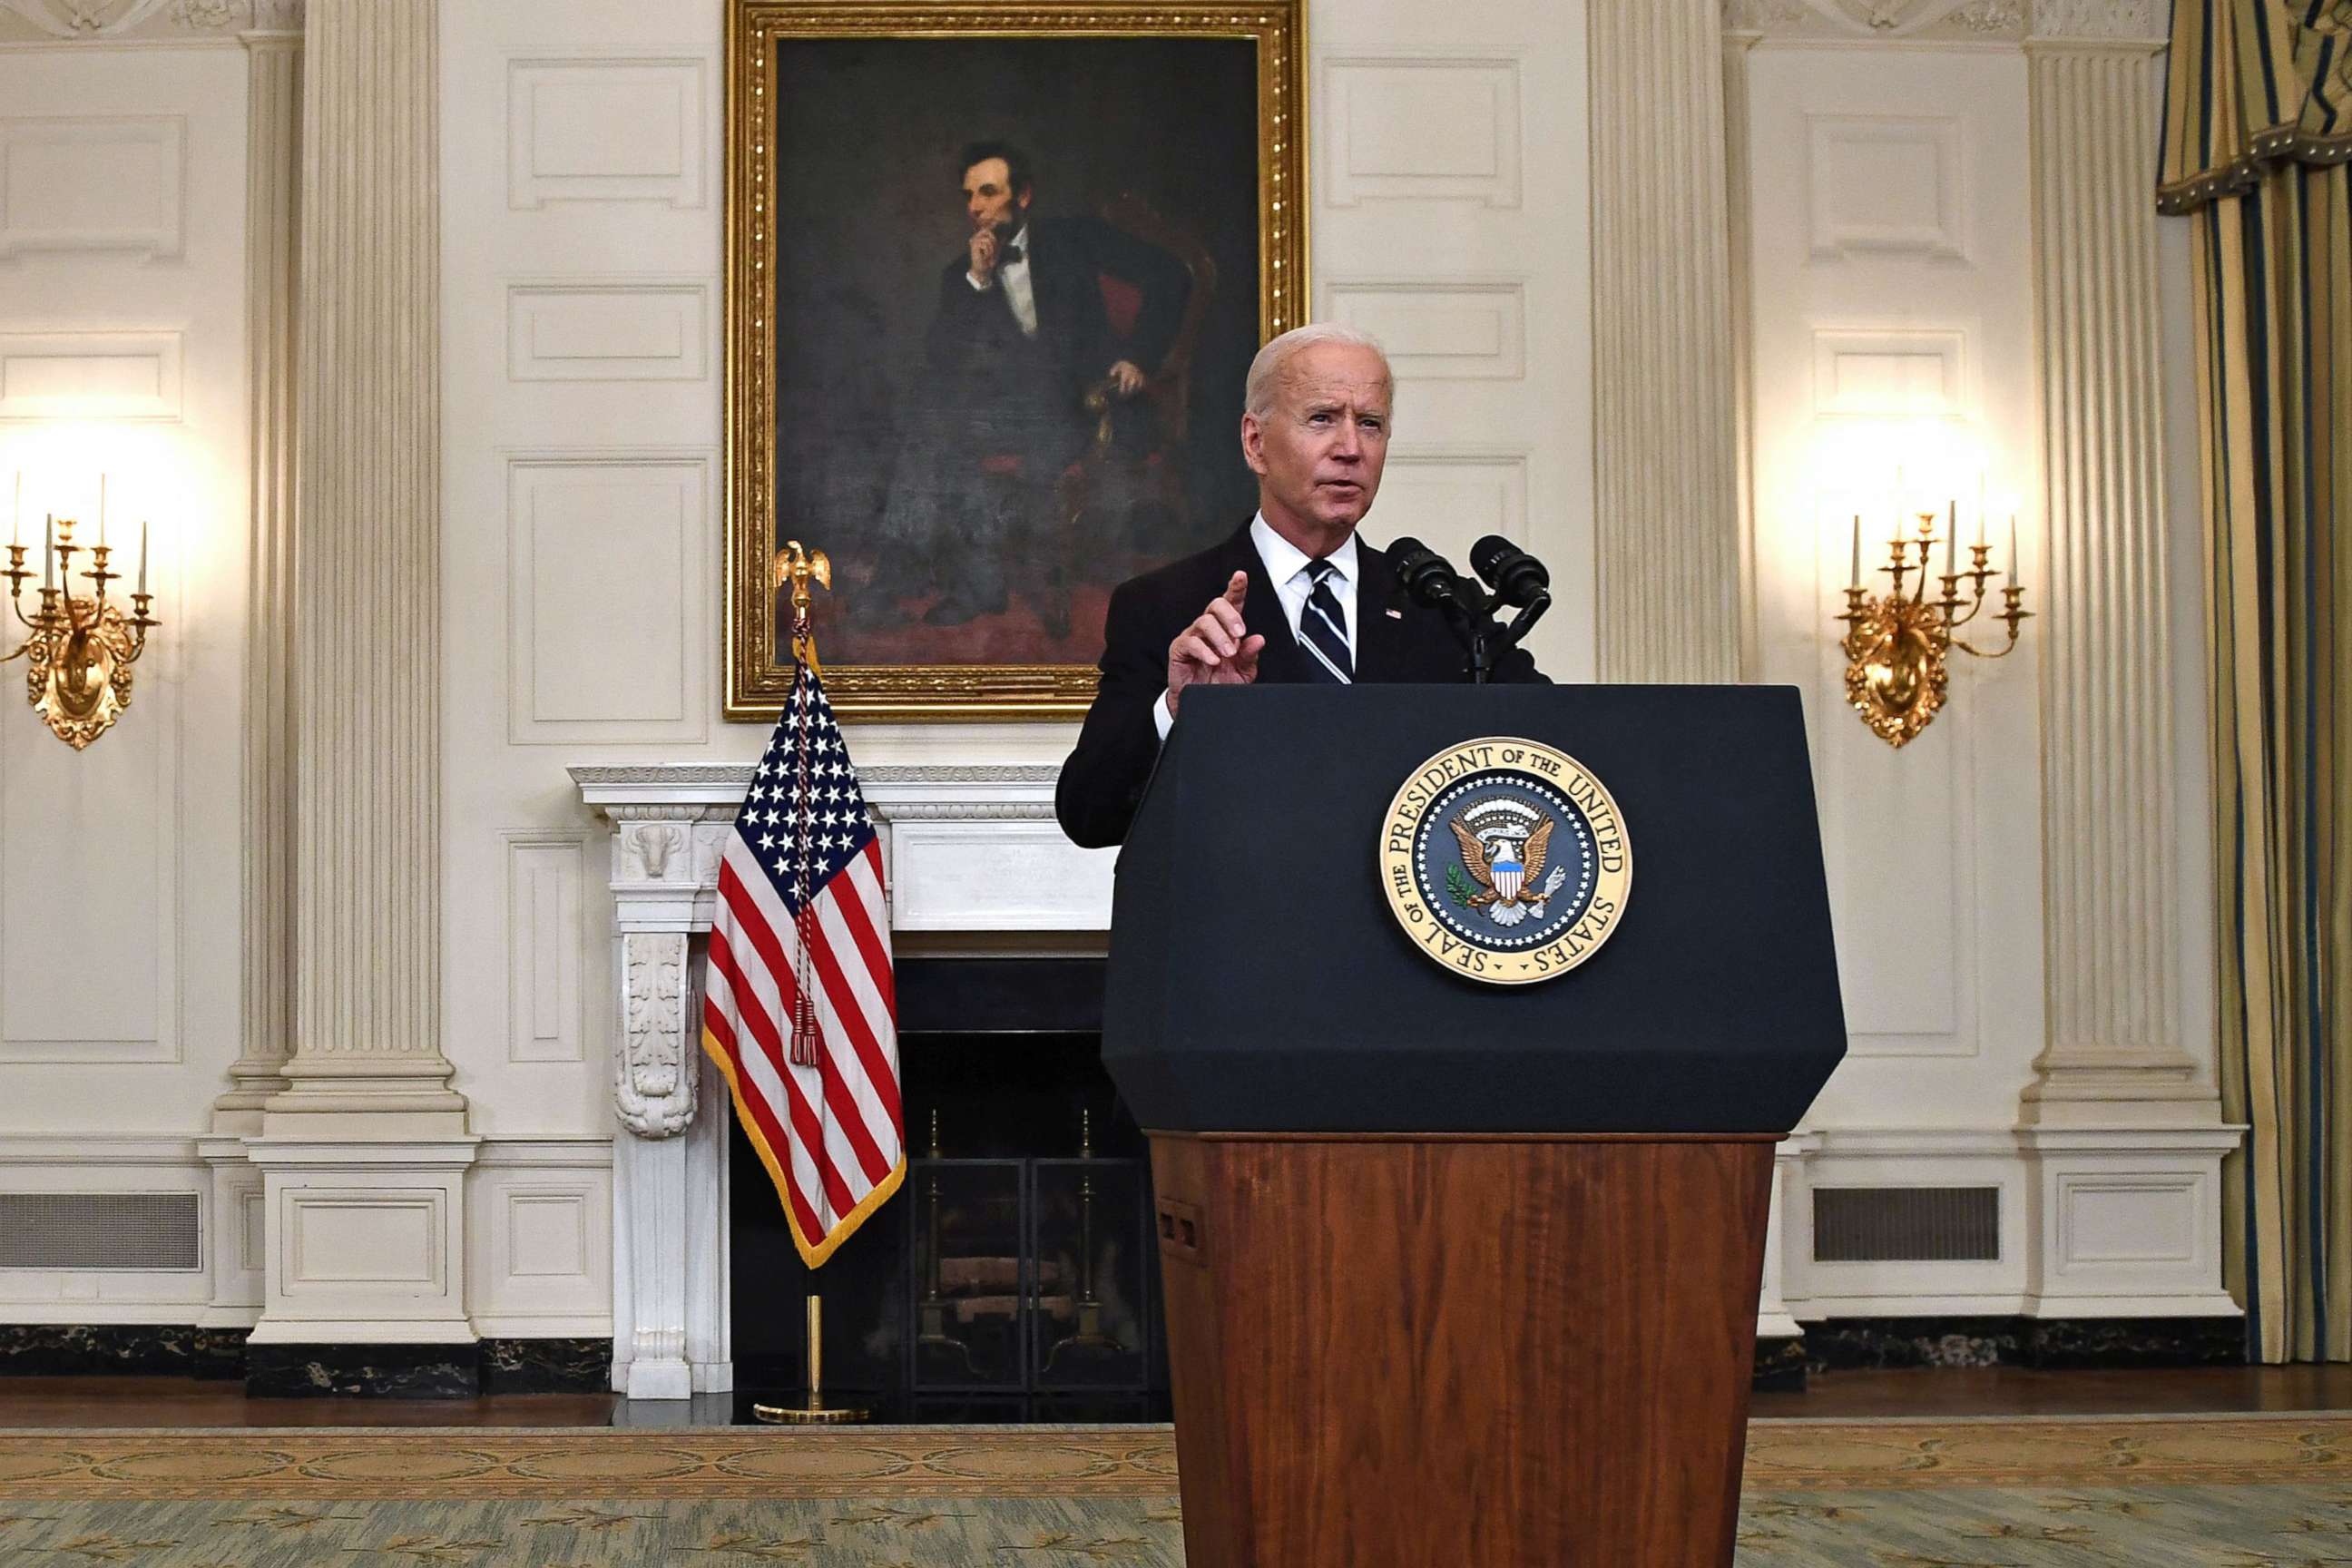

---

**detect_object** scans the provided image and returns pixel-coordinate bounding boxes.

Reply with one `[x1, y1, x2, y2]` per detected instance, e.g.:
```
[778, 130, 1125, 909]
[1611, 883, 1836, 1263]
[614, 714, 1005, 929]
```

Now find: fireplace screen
[728, 966, 1169, 1423]
[912, 1154, 1153, 1396]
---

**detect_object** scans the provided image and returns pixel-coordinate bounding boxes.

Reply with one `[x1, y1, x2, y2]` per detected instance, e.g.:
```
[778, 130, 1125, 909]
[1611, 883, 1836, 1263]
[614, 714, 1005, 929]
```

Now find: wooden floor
[0, 1365, 2347, 1428]
[1749, 1363, 2352, 1418]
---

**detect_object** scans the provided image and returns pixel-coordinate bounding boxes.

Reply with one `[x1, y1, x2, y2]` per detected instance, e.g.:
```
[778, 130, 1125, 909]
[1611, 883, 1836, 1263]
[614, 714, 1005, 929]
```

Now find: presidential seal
[1378, 737, 1632, 985]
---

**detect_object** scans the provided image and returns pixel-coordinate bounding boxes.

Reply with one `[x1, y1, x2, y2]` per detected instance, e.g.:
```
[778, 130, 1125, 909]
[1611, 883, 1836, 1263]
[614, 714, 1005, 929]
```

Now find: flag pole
[750, 541, 868, 1427]
[755, 1283, 867, 1425]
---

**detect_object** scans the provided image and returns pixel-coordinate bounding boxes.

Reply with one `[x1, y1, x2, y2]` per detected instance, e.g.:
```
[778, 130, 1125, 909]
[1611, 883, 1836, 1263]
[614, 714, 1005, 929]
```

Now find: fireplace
[572, 760, 1135, 1409]
[728, 958, 1170, 1422]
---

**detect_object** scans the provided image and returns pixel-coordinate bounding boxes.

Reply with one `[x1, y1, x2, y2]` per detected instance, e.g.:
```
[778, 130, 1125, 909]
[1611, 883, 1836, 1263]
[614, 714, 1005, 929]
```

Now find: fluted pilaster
[266, 0, 461, 1133]
[217, 21, 302, 1128]
[1589, 0, 1741, 682]
[2022, 30, 2209, 1123]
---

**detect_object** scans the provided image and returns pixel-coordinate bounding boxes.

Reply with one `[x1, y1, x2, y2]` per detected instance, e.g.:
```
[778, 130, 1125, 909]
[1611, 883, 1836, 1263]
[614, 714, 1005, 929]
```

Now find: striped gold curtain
[2161, 0, 2350, 1362]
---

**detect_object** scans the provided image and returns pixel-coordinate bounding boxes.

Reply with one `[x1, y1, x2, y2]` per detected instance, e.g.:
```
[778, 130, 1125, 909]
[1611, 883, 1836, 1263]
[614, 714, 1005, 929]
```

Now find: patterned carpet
[0, 1416, 2345, 1563]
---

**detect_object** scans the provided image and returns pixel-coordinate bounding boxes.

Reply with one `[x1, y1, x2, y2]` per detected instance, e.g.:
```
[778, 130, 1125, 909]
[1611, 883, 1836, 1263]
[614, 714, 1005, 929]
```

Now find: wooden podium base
[1147, 1132, 1776, 1567]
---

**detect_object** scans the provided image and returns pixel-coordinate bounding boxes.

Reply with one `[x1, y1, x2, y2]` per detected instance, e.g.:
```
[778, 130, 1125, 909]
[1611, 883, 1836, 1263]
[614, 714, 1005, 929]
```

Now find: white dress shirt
[966, 222, 1039, 338]
[1153, 514, 1358, 740]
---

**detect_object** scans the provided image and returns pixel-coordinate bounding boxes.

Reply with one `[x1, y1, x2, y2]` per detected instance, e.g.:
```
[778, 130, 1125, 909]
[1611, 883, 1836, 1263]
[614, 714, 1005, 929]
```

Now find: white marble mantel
[568, 760, 1115, 1398]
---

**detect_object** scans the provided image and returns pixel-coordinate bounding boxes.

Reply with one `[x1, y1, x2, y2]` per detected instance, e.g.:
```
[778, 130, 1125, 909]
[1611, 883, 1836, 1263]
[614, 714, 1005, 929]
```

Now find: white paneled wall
[1749, 44, 2041, 1117]
[1746, 41, 2046, 1315]
[0, 40, 246, 1318]
[1740, 15, 2230, 1322]
[0, 24, 609, 1338]
[1317, 5, 1592, 681]
[0, 46, 245, 1111]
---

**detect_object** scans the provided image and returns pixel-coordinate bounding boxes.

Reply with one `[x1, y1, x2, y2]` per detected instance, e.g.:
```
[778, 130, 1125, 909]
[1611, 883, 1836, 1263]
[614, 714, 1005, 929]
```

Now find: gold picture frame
[724, 0, 1308, 721]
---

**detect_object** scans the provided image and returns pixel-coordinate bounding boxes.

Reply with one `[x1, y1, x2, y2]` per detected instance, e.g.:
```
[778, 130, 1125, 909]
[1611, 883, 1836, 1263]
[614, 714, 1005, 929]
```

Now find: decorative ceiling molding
[0, 0, 172, 36]
[1724, 0, 2161, 43]
[1724, 0, 2024, 37]
[2026, 0, 2165, 42]
[0, 0, 293, 40]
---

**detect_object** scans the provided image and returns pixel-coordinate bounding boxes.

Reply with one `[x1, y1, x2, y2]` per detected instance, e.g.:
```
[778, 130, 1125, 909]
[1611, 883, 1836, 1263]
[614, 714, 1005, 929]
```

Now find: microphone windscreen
[1469, 534, 1514, 581]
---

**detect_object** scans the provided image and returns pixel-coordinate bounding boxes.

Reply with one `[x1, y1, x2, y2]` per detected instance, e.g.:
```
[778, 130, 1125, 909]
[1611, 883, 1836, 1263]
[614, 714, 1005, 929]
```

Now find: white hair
[1243, 323, 1392, 417]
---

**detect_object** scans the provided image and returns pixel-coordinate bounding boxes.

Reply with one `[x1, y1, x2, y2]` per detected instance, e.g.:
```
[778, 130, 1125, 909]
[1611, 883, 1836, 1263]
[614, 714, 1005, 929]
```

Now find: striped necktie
[1298, 559, 1353, 684]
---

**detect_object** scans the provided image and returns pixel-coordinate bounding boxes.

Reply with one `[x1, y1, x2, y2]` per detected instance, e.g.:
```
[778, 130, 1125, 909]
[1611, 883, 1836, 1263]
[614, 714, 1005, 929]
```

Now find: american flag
[701, 660, 904, 1268]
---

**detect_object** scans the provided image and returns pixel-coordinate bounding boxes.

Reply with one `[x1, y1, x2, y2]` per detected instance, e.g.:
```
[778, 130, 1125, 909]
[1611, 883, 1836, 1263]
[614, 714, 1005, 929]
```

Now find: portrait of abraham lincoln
[734, 13, 1296, 716]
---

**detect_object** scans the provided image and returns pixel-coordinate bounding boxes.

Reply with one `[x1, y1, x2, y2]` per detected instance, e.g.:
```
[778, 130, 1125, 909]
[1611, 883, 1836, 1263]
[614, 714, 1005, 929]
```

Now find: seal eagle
[1451, 816, 1554, 908]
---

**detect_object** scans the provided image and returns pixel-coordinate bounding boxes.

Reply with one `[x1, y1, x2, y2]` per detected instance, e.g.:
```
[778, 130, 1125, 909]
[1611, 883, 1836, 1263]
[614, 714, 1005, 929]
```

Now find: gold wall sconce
[4, 477, 159, 750]
[1837, 507, 2029, 748]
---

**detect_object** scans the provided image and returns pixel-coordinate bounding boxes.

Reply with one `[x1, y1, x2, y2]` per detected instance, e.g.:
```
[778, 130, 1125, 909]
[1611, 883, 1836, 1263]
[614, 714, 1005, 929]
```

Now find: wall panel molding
[503, 830, 588, 1064]
[0, 328, 181, 418]
[466, 1141, 612, 1338]
[1374, 448, 1529, 567]
[1324, 279, 1525, 380]
[1324, 57, 1522, 208]
[505, 57, 706, 211]
[1810, 327, 1968, 415]
[0, 115, 185, 259]
[1806, 113, 1966, 261]
[0, 562, 182, 1063]
[504, 450, 710, 746]
[505, 279, 710, 383]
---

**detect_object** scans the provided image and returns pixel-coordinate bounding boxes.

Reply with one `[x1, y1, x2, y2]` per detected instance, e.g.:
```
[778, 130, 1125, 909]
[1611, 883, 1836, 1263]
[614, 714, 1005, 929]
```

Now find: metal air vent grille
[1812, 1186, 1999, 1263]
[0, 1192, 201, 1270]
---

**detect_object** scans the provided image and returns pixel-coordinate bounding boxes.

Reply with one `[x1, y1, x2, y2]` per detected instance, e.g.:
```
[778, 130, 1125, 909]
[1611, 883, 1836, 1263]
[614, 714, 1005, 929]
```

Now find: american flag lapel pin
[1386, 607, 1403, 619]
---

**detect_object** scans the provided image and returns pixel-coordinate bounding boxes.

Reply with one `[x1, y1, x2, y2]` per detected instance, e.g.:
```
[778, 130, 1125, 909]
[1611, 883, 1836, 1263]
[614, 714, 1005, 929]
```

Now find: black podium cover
[1102, 683, 1846, 1134]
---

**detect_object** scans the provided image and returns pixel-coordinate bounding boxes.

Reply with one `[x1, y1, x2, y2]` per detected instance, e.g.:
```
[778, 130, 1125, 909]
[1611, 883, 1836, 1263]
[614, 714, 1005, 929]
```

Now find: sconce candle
[1834, 495, 2032, 748]
[137, 521, 146, 597]
[2, 492, 161, 750]
[1849, 514, 1861, 589]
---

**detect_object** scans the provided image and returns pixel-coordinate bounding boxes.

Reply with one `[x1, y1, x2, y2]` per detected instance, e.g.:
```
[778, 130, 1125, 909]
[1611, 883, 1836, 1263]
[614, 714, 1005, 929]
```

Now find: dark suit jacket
[1054, 523, 1548, 848]
[926, 214, 1191, 443]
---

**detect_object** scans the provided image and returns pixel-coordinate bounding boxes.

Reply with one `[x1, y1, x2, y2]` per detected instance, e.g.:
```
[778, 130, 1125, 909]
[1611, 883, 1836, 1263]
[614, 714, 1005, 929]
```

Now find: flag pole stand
[755, 1292, 868, 1426]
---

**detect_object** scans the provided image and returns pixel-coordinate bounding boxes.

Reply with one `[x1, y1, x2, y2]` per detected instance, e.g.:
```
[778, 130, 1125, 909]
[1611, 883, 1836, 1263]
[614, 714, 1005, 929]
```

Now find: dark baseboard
[0, 1324, 249, 1379]
[245, 1342, 481, 1398]
[482, 1337, 612, 1395]
[0, 1325, 610, 1397]
[245, 1338, 612, 1398]
[1799, 1315, 2248, 1372]
[1753, 1335, 1808, 1392]
[0, 1317, 2246, 1400]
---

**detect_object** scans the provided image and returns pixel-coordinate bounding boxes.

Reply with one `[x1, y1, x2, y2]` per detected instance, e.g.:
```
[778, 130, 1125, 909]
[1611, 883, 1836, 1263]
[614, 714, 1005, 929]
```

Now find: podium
[1101, 684, 1846, 1566]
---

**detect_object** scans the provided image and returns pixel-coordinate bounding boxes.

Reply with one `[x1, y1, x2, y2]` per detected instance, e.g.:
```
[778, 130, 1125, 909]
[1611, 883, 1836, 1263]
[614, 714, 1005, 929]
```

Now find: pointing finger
[1222, 571, 1249, 609]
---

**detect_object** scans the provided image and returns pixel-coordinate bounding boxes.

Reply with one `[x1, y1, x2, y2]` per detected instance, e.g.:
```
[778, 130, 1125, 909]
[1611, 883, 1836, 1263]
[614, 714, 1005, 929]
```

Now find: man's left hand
[1106, 360, 1145, 397]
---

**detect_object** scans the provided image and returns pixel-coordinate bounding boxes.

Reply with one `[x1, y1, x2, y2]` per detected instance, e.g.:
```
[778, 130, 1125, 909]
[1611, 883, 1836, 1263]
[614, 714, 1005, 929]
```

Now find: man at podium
[1055, 323, 1547, 848]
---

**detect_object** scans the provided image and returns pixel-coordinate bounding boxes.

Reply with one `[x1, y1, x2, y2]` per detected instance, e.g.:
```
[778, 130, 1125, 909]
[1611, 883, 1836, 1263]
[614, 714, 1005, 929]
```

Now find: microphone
[1470, 535, 1550, 609]
[1388, 536, 1466, 611]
